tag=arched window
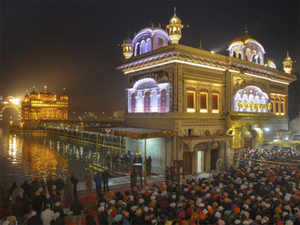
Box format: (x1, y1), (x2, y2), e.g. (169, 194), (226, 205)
(135, 43), (140, 56)
(146, 38), (152, 53)
(160, 89), (167, 112)
(140, 40), (146, 54)
(233, 86), (269, 113)
(130, 93), (136, 113)
(144, 92), (151, 112)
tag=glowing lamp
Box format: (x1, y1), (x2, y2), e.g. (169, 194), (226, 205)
(10, 98), (20, 105)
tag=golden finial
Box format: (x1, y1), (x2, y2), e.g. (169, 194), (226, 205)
(286, 51), (291, 60)
(283, 50), (293, 74)
(167, 7), (183, 44)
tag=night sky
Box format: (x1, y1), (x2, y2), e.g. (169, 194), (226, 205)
(0, 0), (298, 114)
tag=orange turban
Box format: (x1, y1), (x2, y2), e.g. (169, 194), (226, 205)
(245, 199), (251, 205)
(233, 207), (240, 214)
(123, 194), (128, 201)
(181, 220), (188, 225)
(199, 213), (206, 221)
(67, 222), (76, 225)
(149, 201), (156, 208)
(224, 198), (231, 203)
(275, 206), (282, 215)
(212, 202), (218, 208)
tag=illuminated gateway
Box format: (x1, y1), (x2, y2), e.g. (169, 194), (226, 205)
(118, 10), (296, 174)
(22, 86), (69, 121)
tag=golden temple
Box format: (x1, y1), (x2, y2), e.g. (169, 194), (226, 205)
(22, 86), (69, 121)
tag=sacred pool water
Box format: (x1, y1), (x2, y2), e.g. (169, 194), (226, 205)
(0, 128), (96, 185)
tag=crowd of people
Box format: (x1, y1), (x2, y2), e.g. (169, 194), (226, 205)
(92, 162), (300, 225)
(1, 149), (300, 225)
(247, 147), (299, 162)
(0, 173), (86, 225)
(111, 152), (152, 175)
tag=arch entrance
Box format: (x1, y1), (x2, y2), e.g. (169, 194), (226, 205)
(0, 97), (22, 126)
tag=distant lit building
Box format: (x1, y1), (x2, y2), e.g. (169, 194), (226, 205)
(118, 10), (296, 174)
(22, 86), (69, 121)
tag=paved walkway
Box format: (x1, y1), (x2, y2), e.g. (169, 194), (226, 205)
(77, 174), (165, 193)
(77, 172), (212, 193)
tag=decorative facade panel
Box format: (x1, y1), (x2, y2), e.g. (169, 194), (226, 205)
(127, 78), (170, 113)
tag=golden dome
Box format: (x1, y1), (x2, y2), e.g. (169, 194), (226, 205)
(267, 59), (276, 69)
(229, 28), (258, 45)
(285, 51), (292, 61)
(169, 7), (182, 24)
(228, 27), (265, 55)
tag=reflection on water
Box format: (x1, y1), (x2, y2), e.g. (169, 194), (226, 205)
(22, 137), (69, 180)
(8, 135), (17, 164)
(0, 128), (110, 185)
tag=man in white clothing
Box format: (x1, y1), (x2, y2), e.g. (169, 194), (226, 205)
(41, 204), (59, 225)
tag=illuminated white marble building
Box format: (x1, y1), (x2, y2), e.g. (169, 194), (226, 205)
(118, 11), (296, 174)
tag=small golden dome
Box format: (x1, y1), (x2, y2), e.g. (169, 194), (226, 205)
(170, 14), (181, 24)
(123, 38), (132, 45)
(267, 59), (276, 69)
(169, 7), (182, 24)
(229, 28), (258, 46)
(285, 51), (292, 61)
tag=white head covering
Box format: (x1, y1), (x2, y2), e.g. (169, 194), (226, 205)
(255, 215), (262, 221)
(261, 216), (269, 224)
(98, 206), (105, 212)
(215, 211), (221, 218)
(170, 202), (176, 208)
(234, 219), (241, 224)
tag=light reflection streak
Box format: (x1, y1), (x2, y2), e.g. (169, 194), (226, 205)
(8, 135), (17, 164)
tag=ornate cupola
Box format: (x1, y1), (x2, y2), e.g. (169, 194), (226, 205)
(166, 7), (184, 44)
(228, 27), (265, 65)
(60, 88), (69, 102)
(122, 38), (133, 59)
(283, 51), (293, 74)
(42, 85), (48, 93)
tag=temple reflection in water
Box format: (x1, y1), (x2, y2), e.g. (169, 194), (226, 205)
(0, 130), (109, 184)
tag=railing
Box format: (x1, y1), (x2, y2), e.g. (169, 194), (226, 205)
(11, 127), (130, 175)
(46, 128), (126, 152)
